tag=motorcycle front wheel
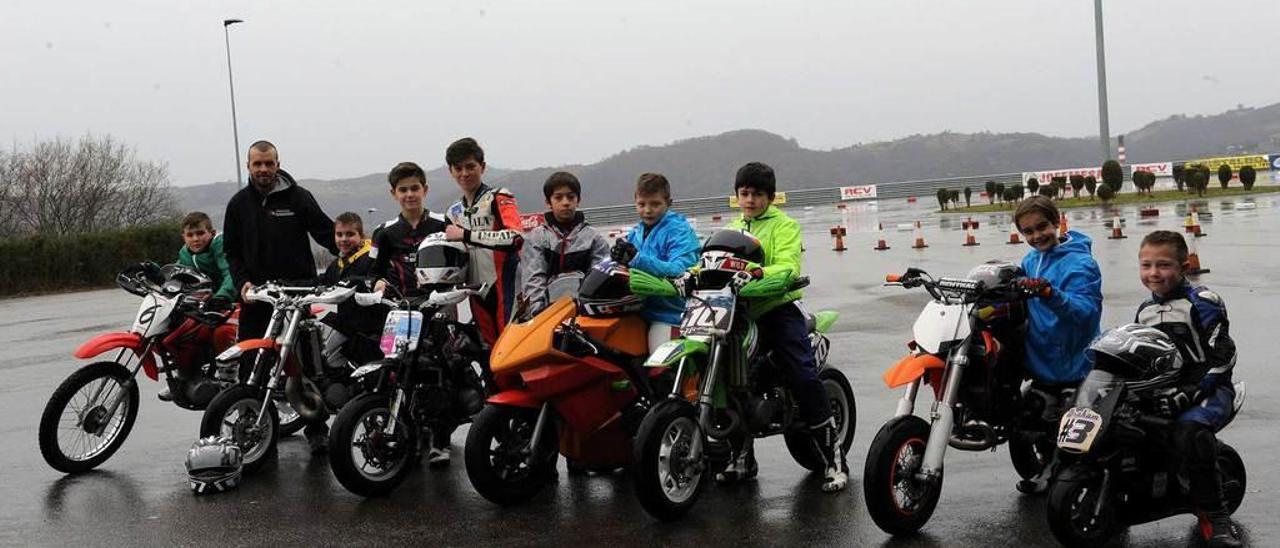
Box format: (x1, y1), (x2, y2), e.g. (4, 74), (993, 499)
(329, 393), (417, 497)
(632, 399), (706, 521)
(465, 404), (559, 505)
(863, 415), (943, 535)
(1046, 466), (1122, 547)
(39, 361), (140, 473)
(200, 384), (279, 474)
(1218, 443), (1247, 514)
(1009, 432), (1055, 481)
(785, 367), (856, 471)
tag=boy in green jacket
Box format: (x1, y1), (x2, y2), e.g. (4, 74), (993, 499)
(177, 212), (236, 306)
(722, 162), (847, 493)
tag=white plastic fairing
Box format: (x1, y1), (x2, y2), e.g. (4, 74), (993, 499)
(911, 301), (971, 354)
(133, 294), (176, 337)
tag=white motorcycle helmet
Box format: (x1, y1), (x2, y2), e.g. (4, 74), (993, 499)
(185, 436), (243, 494)
(416, 234), (468, 287)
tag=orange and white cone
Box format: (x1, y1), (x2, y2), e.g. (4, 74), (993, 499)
(830, 225), (847, 252)
(912, 220), (929, 249)
(962, 223), (980, 246)
(1007, 223), (1023, 245)
(1058, 212), (1069, 237)
(1186, 234), (1210, 275)
(873, 223), (890, 251)
(1107, 214), (1127, 240)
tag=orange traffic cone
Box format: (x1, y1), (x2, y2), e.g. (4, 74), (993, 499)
(1186, 234), (1210, 275)
(1058, 212), (1069, 237)
(968, 217), (980, 230)
(962, 223), (980, 246)
(912, 220), (929, 249)
(830, 225), (847, 252)
(1007, 223), (1023, 245)
(1187, 207), (1206, 237)
(873, 223), (890, 251)
(1107, 214), (1127, 239)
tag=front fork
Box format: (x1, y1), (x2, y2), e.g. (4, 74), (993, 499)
(919, 343), (971, 480)
(256, 310), (301, 427)
(687, 339), (724, 463)
(86, 345), (150, 434)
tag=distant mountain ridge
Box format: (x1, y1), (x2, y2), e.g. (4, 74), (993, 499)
(180, 102), (1280, 225)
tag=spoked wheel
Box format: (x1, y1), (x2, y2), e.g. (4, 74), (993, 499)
(329, 394), (417, 497)
(1218, 443), (1247, 514)
(39, 362), (140, 473)
(864, 415), (943, 535)
(276, 399), (305, 437)
(465, 405), (559, 505)
(785, 368), (857, 471)
(1046, 467), (1121, 547)
(200, 384), (279, 474)
(1009, 432), (1055, 480)
(633, 399), (706, 521)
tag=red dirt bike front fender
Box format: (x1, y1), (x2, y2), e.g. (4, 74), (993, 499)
(74, 332), (159, 381)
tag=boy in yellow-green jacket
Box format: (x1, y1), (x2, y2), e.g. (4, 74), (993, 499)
(721, 161), (847, 493)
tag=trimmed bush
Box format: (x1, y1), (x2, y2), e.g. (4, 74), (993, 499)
(1240, 166), (1257, 190)
(1027, 177), (1040, 195)
(1102, 159), (1123, 193)
(0, 222), (182, 296)
(1218, 164), (1232, 189)
(1097, 183), (1116, 202)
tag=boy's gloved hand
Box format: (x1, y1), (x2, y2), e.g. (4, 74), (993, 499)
(729, 267), (764, 291)
(611, 240), (638, 265)
(1153, 386), (1198, 417)
(671, 271), (695, 298)
(208, 295), (233, 311)
(1018, 278), (1053, 298)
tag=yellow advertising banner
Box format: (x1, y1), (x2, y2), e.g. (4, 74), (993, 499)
(729, 191), (787, 207)
(1185, 154), (1269, 171)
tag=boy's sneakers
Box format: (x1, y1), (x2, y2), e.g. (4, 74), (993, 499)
(715, 440), (757, 483)
(427, 447), (451, 466)
(157, 387), (173, 402)
(810, 417), (848, 493)
(1016, 451), (1061, 495)
(1204, 511), (1243, 548)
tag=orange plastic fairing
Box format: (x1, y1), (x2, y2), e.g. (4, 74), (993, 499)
(882, 353), (946, 388)
(576, 314), (649, 357)
(490, 297), (576, 375)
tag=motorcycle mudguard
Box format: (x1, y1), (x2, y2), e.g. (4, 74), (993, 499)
(215, 338), (279, 363)
(882, 352), (945, 388)
(487, 390), (543, 409)
(74, 332), (160, 381)
(1054, 462), (1103, 483)
(813, 310), (838, 334)
(644, 338), (709, 369)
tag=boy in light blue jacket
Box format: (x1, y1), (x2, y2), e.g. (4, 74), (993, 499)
(609, 173), (701, 351)
(1012, 195), (1103, 493)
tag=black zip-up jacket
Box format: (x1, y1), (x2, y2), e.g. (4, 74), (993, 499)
(223, 169), (337, 291)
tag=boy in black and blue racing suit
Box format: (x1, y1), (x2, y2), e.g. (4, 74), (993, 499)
(1135, 230), (1241, 548)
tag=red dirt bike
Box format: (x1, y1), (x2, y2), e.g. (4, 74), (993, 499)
(38, 263), (239, 473)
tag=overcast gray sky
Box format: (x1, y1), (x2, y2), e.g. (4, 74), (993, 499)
(3, 0), (1277, 186)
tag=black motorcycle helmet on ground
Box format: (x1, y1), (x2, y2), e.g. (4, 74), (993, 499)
(578, 260), (643, 317)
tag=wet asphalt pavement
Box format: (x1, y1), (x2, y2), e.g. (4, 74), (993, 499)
(3, 193), (1279, 547)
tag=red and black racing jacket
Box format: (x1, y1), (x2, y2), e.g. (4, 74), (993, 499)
(446, 184), (522, 342)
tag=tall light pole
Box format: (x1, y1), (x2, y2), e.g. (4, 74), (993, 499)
(1093, 0), (1111, 161)
(223, 19), (245, 187)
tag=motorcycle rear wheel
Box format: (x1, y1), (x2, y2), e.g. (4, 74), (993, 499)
(39, 362), (140, 474)
(1009, 432), (1055, 480)
(200, 384), (279, 474)
(863, 415), (942, 535)
(1046, 467), (1122, 547)
(1219, 443), (1246, 514)
(785, 368), (856, 471)
(465, 405), (559, 505)
(633, 399), (706, 521)
(329, 394), (416, 497)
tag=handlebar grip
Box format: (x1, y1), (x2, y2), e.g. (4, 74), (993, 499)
(789, 276), (810, 291)
(885, 274), (902, 283)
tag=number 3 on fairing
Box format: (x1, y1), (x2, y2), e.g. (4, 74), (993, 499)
(1056, 407), (1103, 454)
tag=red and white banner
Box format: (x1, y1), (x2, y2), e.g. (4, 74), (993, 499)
(839, 184), (878, 201)
(1022, 167), (1102, 185)
(1130, 162), (1174, 177)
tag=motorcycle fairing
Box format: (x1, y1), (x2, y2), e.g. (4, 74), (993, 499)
(912, 301), (972, 354)
(489, 298), (576, 374)
(813, 310), (839, 334)
(74, 332), (160, 380)
(644, 338), (710, 368)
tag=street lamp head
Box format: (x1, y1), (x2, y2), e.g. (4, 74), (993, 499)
(223, 19), (244, 27)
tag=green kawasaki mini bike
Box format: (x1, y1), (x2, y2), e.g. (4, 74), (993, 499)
(628, 229), (855, 521)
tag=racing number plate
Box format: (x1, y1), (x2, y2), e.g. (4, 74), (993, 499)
(680, 292), (735, 336)
(380, 310), (423, 358)
(1057, 407), (1104, 454)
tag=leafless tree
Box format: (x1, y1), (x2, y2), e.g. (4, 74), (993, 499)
(0, 135), (177, 236)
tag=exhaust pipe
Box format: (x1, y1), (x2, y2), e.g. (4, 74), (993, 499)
(285, 376), (328, 423)
(949, 420), (998, 451)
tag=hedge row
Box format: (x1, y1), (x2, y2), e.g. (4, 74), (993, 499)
(0, 223), (182, 296)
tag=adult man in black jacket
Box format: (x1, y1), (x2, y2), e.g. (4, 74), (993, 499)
(222, 140), (337, 452)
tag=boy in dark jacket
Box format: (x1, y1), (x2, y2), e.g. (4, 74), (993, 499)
(520, 172), (609, 316)
(319, 212), (381, 370)
(1135, 230), (1241, 548)
(370, 162), (449, 298)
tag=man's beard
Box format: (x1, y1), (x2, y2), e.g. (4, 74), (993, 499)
(251, 174), (275, 192)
